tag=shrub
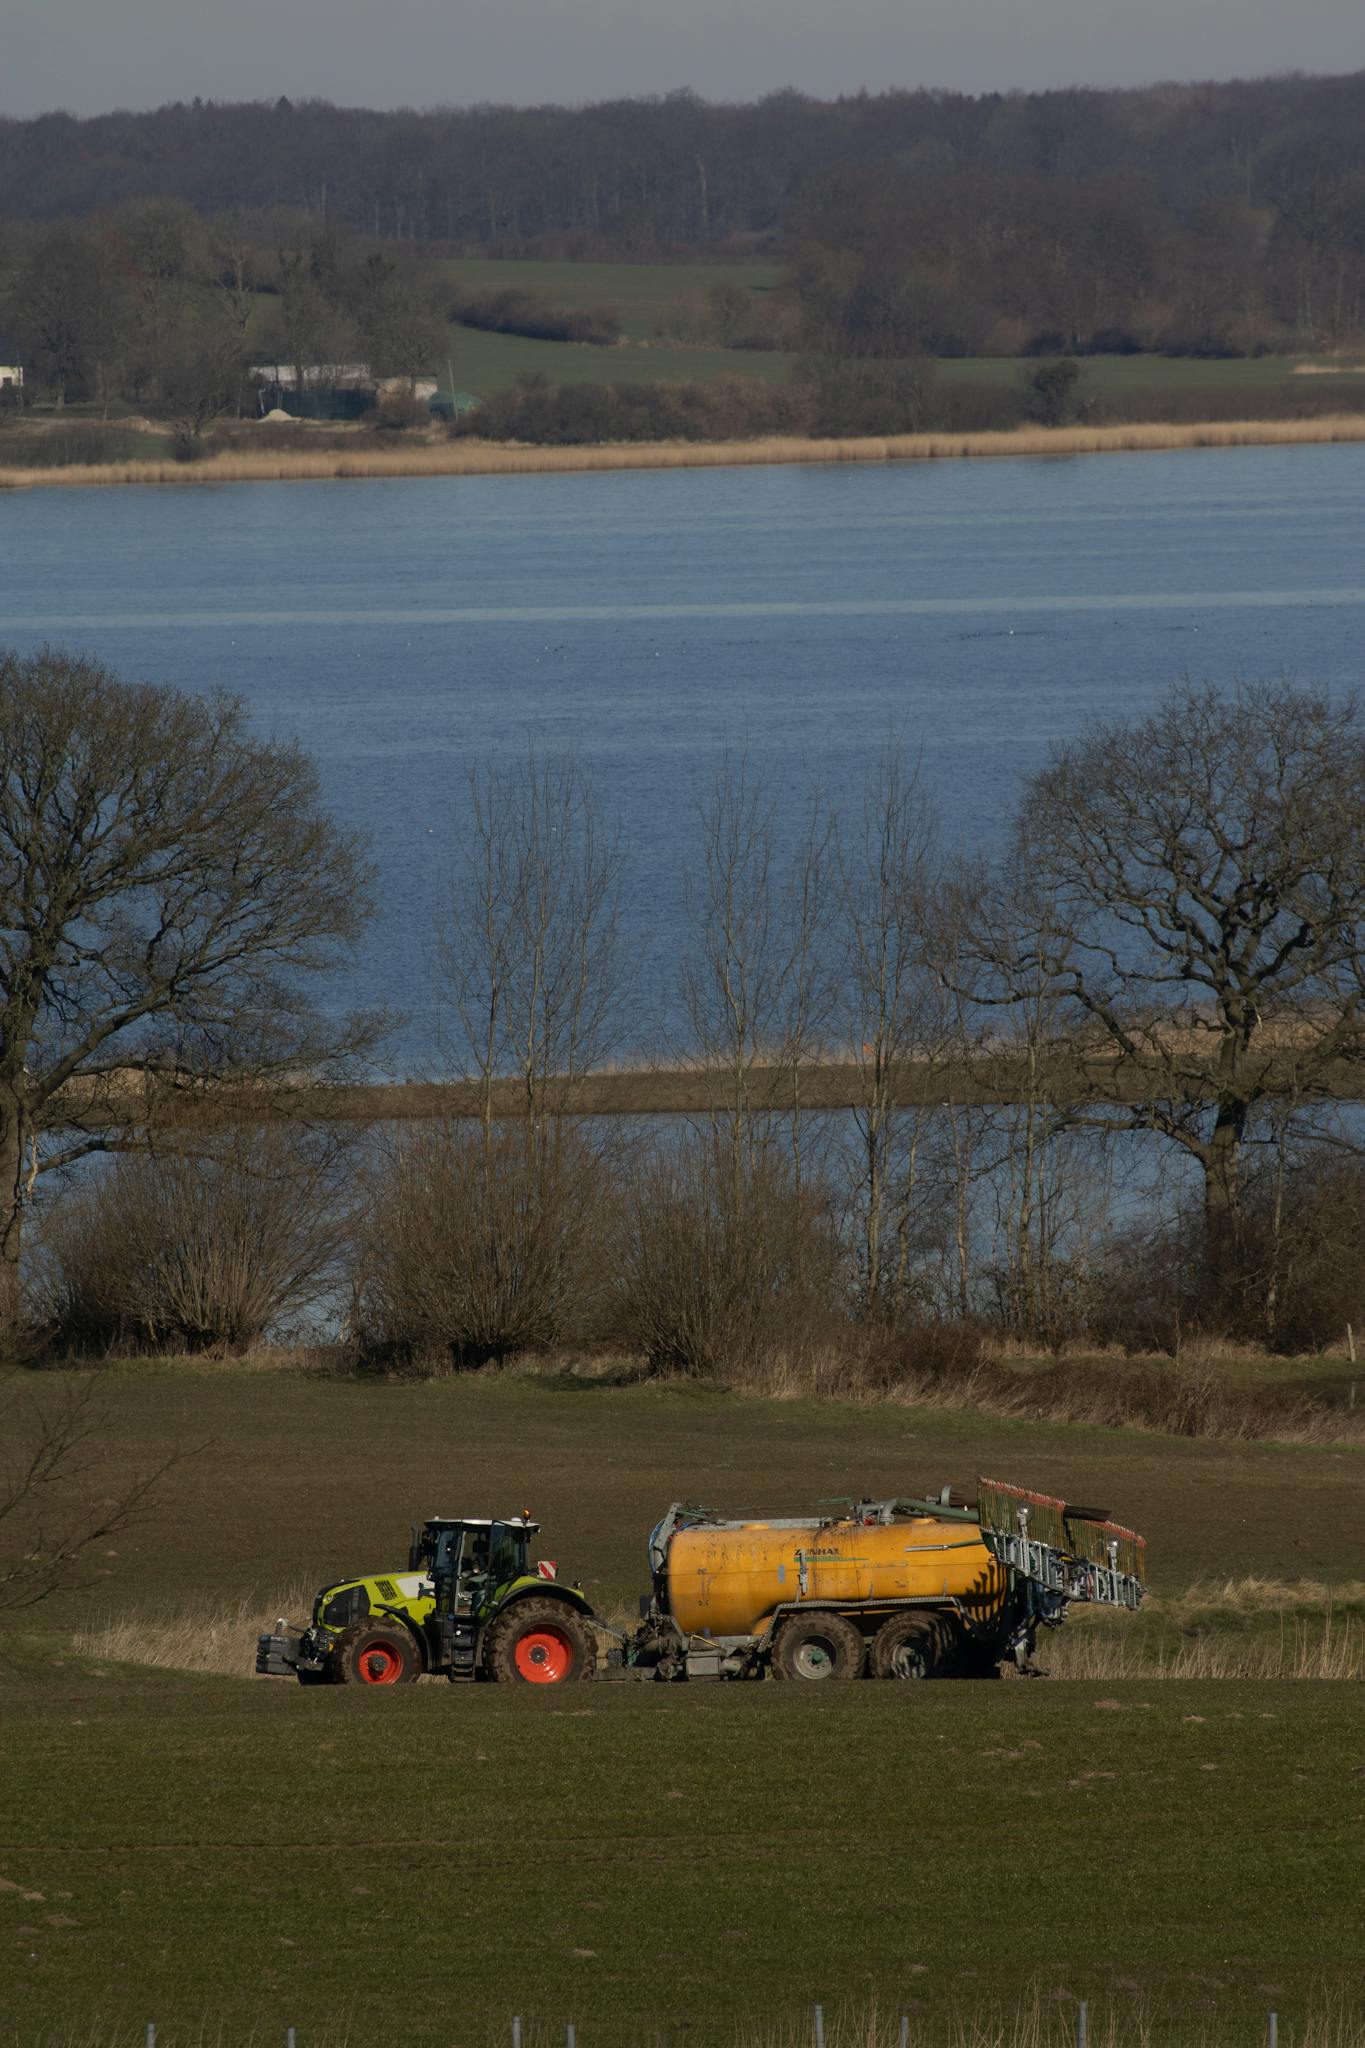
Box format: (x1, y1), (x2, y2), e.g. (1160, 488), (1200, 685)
(348, 1120), (615, 1371)
(373, 388), (430, 432)
(35, 1129), (350, 1353)
(609, 1140), (846, 1382)
(457, 373), (805, 445)
(0, 426), (146, 468)
(1025, 357), (1085, 427)
(806, 357), (937, 437)
(451, 288), (622, 347)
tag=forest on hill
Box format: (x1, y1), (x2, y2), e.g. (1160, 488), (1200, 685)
(1, 73), (1363, 271)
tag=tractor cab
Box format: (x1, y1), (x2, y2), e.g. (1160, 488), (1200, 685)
(416, 1517), (539, 1617)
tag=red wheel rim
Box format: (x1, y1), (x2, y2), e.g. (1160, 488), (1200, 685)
(513, 1625), (574, 1683)
(356, 1639), (404, 1684)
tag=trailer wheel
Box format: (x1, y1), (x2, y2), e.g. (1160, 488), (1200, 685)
(870, 1611), (959, 1680)
(484, 1599), (598, 1685)
(333, 1621), (422, 1686)
(771, 1612), (865, 1681)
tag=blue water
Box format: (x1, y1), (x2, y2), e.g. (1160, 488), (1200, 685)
(2, 443), (1362, 1056)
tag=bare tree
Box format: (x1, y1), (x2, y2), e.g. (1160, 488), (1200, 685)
(1008, 678), (1365, 1292)
(834, 742), (950, 1318)
(439, 749), (623, 1135)
(0, 1372), (186, 1622)
(679, 755), (835, 1193)
(162, 310), (243, 457)
(349, 1119), (616, 1369)
(0, 648), (377, 1344)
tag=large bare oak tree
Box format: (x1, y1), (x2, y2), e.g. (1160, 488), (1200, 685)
(1009, 678), (1365, 1281)
(0, 648), (376, 1341)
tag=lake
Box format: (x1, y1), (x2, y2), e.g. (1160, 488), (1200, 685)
(2, 442), (1362, 1057)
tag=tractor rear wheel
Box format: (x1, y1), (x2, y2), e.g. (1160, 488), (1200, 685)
(484, 1599), (597, 1685)
(333, 1621), (422, 1686)
(870, 1610), (960, 1680)
(771, 1611), (865, 1681)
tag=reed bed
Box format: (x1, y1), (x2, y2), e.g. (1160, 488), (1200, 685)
(4, 414), (1365, 490)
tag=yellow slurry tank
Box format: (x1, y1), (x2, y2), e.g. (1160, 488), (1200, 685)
(665, 1513), (1009, 1640)
(640, 1483), (1147, 1680)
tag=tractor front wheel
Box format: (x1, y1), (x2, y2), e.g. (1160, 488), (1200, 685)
(333, 1621), (422, 1686)
(484, 1599), (597, 1684)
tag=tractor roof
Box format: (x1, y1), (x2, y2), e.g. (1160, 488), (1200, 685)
(423, 1516), (539, 1531)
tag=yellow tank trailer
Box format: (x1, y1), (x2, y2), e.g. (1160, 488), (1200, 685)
(631, 1480), (1146, 1680)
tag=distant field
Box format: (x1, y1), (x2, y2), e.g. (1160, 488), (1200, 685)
(434, 254), (787, 340)
(5, 1367), (1364, 2043)
(234, 256), (1364, 403)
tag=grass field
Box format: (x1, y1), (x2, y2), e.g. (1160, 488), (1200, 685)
(435, 256), (788, 341)
(5, 1366), (1365, 2045)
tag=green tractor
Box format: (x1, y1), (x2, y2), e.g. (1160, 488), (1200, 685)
(256, 1515), (598, 1686)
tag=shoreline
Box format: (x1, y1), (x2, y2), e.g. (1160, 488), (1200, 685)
(2, 412), (1364, 489)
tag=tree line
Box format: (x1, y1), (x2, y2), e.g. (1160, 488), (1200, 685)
(0, 201), (449, 433)
(3, 650), (1365, 1375)
(2, 74), (1365, 348)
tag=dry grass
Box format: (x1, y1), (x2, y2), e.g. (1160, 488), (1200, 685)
(3, 415), (1365, 490)
(75, 1585), (311, 1678)
(23, 1994), (1365, 2048)
(1037, 1577), (1365, 1680)
(720, 1347), (1365, 1448)
(741, 1991), (1365, 2048)
(74, 1575), (1365, 1685)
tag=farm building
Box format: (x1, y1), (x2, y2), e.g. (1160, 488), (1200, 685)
(250, 362), (438, 419)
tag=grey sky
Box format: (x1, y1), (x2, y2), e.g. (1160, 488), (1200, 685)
(3, 0), (1362, 119)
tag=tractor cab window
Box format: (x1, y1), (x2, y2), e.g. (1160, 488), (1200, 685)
(489, 1522), (529, 1586)
(459, 1526), (492, 1581)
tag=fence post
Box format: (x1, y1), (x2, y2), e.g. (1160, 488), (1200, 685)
(1268, 2014), (1278, 2048)
(147, 2027), (157, 2048)
(1076, 2002), (1088, 2048)
(814, 2006), (825, 2048)
(567, 2024), (577, 2048)
(287, 2030), (297, 2048)
(899, 2015), (909, 2048)
(513, 2022), (523, 2048)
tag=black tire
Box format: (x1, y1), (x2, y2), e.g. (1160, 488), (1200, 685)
(870, 1610), (961, 1681)
(770, 1611), (865, 1682)
(483, 1598), (598, 1685)
(332, 1620), (423, 1687)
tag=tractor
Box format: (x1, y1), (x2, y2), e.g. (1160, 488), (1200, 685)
(256, 1514), (598, 1686)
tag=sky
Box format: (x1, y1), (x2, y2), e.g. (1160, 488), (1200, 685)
(2, 0), (1362, 118)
